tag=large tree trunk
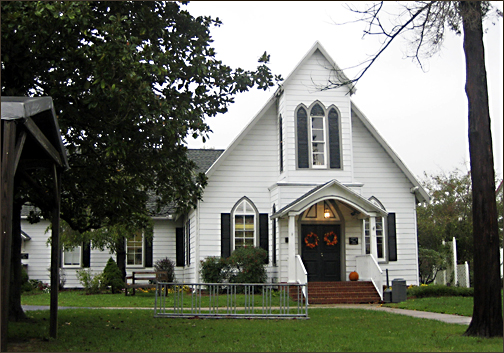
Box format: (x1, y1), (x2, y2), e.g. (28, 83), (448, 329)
(116, 237), (126, 282)
(461, 1), (503, 338)
(9, 201), (27, 321)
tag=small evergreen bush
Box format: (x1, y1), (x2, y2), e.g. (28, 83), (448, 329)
(407, 284), (474, 298)
(154, 257), (175, 283)
(102, 257), (125, 294)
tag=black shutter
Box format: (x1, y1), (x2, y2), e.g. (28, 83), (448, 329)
(259, 213), (269, 264)
(82, 243), (91, 268)
(297, 107), (309, 168)
(144, 235), (153, 268)
(59, 250), (62, 268)
(387, 213), (397, 262)
(176, 227), (184, 267)
(186, 220), (191, 265)
(328, 108), (341, 169)
(221, 213), (231, 258)
(272, 205), (277, 266)
(279, 115), (284, 173)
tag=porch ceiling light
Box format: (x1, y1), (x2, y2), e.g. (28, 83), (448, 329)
(324, 206), (331, 218)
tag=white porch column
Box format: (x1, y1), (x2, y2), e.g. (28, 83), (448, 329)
(370, 216), (378, 260)
(288, 214), (296, 283)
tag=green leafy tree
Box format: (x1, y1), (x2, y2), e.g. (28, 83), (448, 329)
(1, 0), (281, 325)
(417, 169), (473, 263)
(328, 1), (502, 337)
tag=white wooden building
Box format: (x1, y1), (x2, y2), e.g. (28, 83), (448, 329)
(21, 42), (429, 297)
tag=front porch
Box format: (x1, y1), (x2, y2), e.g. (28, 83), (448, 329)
(272, 180), (391, 303)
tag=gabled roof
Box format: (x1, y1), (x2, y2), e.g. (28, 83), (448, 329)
(207, 41), (352, 177)
(205, 41), (429, 203)
(187, 149), (225, 174)
(148, 148), (224, 218)
(22, 149), (224, 219)
(272, 179), (388, 219)
(280, 41), (356, 95)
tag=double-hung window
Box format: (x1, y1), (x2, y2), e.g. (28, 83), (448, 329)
(296, 102), (341, 169)
(363, 218), (385, 261)
(126, 231), (144, 267)
(310, 104), (326, 167)
(63, 246), (81, 267)
(233, 199), (257, 250)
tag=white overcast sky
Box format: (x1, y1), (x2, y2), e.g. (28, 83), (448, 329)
(185, 1), (503, 180)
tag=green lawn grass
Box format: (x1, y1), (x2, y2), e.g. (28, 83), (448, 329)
(7, 308), (502, 352)
(384, 290), (504, 318)
(21, 289), (299, 309)
(384, 296), (474, 317)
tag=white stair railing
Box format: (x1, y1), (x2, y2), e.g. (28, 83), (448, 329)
(295, 255), (308, 300)
(355, 254), (383, 301)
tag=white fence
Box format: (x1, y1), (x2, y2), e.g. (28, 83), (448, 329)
(434, 237), (471, 287)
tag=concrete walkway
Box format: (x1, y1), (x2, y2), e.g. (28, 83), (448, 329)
(309, 304), (472, 325)
(22, 304), (471, 325)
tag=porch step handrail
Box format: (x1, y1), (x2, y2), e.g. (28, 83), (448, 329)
(355, 254), (383, 300)
(295, 255), (308, 300)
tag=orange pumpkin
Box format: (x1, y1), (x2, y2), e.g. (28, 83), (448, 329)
(349, 271), (359, 281)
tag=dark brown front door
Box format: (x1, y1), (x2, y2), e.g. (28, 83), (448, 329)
(301, 224), (341, 282)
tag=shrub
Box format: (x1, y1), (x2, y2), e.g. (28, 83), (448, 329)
(154, 257), (176, 283)
(200, 256), (231, 284)
(19, 266), (32, 293)
(76, 268), (105, 294)
(228, 247), (267, 284)
(46, 267), (66, 290)
(407, 284), (474, 298)
(102, 257), (125, 294)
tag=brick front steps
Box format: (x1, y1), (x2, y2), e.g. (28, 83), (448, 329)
(301, 281), (381, 304)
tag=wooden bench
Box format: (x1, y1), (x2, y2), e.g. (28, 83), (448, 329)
(125, 271), (169, 296)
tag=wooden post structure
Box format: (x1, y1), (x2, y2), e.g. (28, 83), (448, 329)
(2, 97), (69, 349)
(49, 165), (62, 339)
(1, 121), (17, 352)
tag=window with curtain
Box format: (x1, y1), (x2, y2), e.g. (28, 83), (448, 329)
(63, 246), (81, 267)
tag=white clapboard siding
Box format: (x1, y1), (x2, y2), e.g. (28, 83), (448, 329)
(351, 114), (419, 284)
(281, 49), (353, 184)
(196, 106), (278, 277)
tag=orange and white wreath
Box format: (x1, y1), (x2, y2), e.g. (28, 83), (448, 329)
(304, 232), (319, 248)
(324, 231), (338, 246)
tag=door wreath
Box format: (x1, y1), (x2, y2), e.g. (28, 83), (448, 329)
(304, 232), (319, 248)
(324, 231), (338, 246)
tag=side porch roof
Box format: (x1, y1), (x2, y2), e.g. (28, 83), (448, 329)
(271, 179), (388, 219)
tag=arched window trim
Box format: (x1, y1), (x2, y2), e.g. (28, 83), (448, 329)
(295, 101), (343, 170)
(368, 196), (386, 211)
(231, 197), (259, 250)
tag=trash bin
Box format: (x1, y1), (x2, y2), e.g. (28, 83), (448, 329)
(383, 288), (392, 303)
(392, 278), (407, 303)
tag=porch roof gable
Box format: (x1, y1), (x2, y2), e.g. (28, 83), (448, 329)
(271, 179), (388, 219)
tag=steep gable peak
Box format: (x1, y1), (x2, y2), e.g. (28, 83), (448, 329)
(280, 41), (356, 96)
